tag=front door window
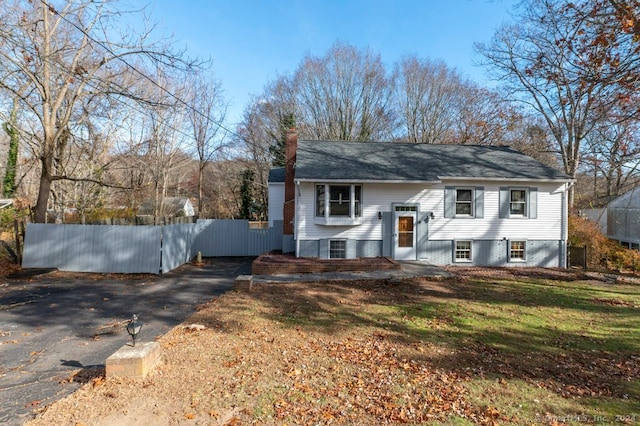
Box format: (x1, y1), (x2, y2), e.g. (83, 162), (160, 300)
(398, 216), (414, 248)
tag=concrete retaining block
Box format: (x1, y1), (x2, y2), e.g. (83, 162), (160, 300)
(234, 275), (254, 291)
(106, 341), (161, 379)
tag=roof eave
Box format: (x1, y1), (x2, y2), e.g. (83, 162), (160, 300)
(295, 178), (441, 184)
(438, 176), (575, 183)
(295, 177), (574, 184)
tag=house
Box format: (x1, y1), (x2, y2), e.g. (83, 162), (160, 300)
(138, 197), (195, 217)
(267, 167), (285, 227)
(603, 187), (640, 249)
(270, 130), (573, 267)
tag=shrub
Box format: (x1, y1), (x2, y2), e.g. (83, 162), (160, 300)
(0, 199), (30, 233)
(569, 214), (640, 271)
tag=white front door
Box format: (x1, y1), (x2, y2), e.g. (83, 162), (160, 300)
(394, 208), (417, 260)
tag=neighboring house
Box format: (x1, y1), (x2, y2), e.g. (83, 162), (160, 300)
(604, 188), (640, 249)
(267, 167), (285, 227)
(272, 130), (573, 267)
(138, 197), (195, 217)
(579, 208), (607, 234)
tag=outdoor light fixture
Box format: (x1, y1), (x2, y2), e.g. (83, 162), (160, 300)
(429, 212), (435, 220)
(126, 314), (143, 347)
(377, 211), (382, 220)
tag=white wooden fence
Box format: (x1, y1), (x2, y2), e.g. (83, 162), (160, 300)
(22, 219), (283, 274)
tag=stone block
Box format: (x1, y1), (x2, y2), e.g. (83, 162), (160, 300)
(234, 275), (253, 291)
(106, 341), (161, 379)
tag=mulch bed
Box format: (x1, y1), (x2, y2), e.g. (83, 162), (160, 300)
(252, 252), (401, 275)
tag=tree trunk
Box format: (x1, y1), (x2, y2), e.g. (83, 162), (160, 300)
(33, 156), (53, 223)
(198, 165), (204, 216)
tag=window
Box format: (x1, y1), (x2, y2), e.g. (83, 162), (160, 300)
(455, 240), (472, 262)
(444, 186), (483, 219)
(316, 184), (362, 218)
(395, 206), (417, 212)
(510, 189), (527, 216)
(329, 240), (346, 259)
(499, 187), (537, 219)
(455, 189), (473, 216)
(510, 240), (526, 261)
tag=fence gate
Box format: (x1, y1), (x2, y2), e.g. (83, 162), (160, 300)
(567, 245), (587, 270)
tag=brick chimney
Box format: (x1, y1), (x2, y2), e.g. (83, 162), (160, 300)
(283, 128), (297, 236)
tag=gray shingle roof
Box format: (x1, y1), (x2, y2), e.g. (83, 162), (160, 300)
(294, 140), (570, 181)
(268, 167), (285, 183)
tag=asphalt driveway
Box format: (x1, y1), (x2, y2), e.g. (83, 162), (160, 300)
(0, 258), (252, 425)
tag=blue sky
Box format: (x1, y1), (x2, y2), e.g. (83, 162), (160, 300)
(147, 0), (518, 127)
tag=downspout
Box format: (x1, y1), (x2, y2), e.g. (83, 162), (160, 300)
(562, 181), (575, 268)
(295, 181), (300, 258)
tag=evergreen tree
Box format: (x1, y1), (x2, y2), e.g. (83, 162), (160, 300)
(269, 113), (296, 167)
(3, 103), (19, 198)
(239, 168), (256, 219)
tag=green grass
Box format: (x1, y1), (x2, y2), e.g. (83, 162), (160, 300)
(387, 278), (640, 354)
(390, 277), (640, 422)
(266, 276), (640, 422)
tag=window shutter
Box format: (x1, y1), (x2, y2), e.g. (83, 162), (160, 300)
(529, 187), (538, 219)
(475, 187), (484, 219)
(382, 212), (392, 257)
(444, 187), (455, 218)
(319, 239), (329, 259)
(499, 187), (509, 218)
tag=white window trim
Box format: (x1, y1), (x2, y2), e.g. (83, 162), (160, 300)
(509, 240), (527, 262)
(328, 239), (347, 259)
(455, 188), (475, 218)
(315, 183), (363, 226)
(454, 240), (473, 263)
(509, 188), (528, 218)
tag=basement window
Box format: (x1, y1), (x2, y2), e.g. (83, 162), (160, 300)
(454, 240), (472, 262)
(329, 240), (347, 259)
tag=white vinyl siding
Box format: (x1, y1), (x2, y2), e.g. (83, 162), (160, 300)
(267, 183), (284, 227)
(295, 181), (565, 242)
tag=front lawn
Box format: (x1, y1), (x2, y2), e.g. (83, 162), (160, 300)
(29, 270), (640, 425)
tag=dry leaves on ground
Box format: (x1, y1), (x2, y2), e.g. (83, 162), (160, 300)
(27, 272), (639, 425)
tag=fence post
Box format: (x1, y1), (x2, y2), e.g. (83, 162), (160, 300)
(13, 219), (22, 265)
(583, 245), (587, 271)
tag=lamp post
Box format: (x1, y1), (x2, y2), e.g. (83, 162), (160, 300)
(126, 314), (143, 347)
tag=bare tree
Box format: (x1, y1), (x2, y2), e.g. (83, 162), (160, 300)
(476, 0), (640, 205)
(0, 0), (198, 222)
(185, 72), (227, 216)
(293, 42), (396, 141)
(235, 95), (283, 220)
(453, 85), (522, 146)
(393, 56), (461, 143)
(583, 116), (640, 199)
(140, 75), (191, 219)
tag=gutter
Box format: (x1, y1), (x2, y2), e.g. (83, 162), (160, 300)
(294, 177), (575, 184)
(294, 179), (440, 184)
(438, 176), (575, 183)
